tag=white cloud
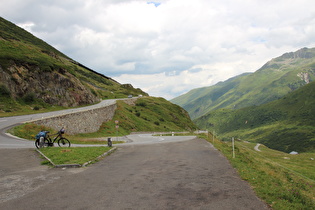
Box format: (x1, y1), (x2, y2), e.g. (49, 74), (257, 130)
(113, 60), (262, 100)
(1, 0), (315, 99)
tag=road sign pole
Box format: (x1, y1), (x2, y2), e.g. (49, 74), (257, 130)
(232, 137), (235, 158)
(115, 120), (119, 141)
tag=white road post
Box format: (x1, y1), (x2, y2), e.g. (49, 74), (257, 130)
(115, 120), (119, 141)
(232, 137), (235, 158)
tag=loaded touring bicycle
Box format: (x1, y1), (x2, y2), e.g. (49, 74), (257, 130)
(35, 127), (70, 149)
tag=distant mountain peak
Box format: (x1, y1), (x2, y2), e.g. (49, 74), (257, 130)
(259, 47), (315, 71)
(279, 47), (315, 60)
(171, 47), (315, 119)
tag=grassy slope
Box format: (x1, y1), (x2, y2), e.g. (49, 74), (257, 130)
(171, 48), (315, 120)
(73, 97), (198, 140)
(171, 73), (251, 119)
(112, 97), (197, 132)
(0, 17), (147, 115)
(9, 97), (198, 142)
(195, 80), (315, 153)
(200, 133), (315, 210)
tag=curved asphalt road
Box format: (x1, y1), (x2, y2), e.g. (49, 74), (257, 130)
(0, 99), (116, 148)
(0, 100), (269, 209)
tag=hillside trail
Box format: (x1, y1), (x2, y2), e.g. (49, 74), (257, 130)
(0, 138), (269, 210)
(254, 143), (261, 151)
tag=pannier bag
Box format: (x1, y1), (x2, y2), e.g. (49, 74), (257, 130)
(35, 131), (47, 140)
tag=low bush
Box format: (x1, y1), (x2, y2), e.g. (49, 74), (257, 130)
(0, 84), (11, 97)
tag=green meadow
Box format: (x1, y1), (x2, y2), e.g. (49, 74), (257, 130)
(200, 133), (315, 210)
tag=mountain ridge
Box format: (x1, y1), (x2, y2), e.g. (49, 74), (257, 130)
(171, 47), (315, 120)
(194, 80), (315, 152)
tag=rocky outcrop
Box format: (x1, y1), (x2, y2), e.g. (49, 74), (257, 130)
(0, 63), (100, 106)
(297, 72), (311, 84)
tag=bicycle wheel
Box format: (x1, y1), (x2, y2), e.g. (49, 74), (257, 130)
(35, 137), (49, 149)
(58, 138), (71, 147)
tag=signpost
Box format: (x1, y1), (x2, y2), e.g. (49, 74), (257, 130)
(232, 137), (235, 158)
(115, 120), (119, 141)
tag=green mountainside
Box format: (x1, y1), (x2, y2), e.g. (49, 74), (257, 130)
(171, 47), (315, 120)
(11, 96), (198, 141)
(106, 97), (198, 134)
(195, 80), (315, 153)
(0, 17), (147, 114)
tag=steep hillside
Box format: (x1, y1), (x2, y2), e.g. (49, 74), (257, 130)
(171, 47), (315, 119)
(171, 73), (251, 119)
(11, 96), (198, 141)
(195, 81), (315, 153)
(0, 17), (147, 113)
(104, 97), (198, 134)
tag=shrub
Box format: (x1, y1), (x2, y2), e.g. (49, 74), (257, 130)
(23, 93), (36, 104)
(136, 102), (146, 107)
(0, 84), (11, 97)
(90, 88), (97, 96)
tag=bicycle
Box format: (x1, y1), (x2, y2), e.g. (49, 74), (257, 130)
(35, 128), (71, 149)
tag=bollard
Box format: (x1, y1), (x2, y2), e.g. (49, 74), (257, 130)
(107, 137), (112, 147)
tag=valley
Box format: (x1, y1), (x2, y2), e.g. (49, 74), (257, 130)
(172, 47), (315, 153)
(1, 15), (315, 209)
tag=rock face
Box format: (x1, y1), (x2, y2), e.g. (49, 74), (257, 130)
(297, 72), (311, 84)
(0, 16), (149, 111)
(0, 63), (100, 107)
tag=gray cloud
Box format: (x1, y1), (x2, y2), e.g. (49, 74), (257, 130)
(1, 0), (315, 99)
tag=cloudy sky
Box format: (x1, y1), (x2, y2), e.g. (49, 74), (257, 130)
(1, 0), (315, 99)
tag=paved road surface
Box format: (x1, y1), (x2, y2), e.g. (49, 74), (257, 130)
(0, 138), (269, 210)
(0, 100), (116, 148)
(0, 100), (269, 209)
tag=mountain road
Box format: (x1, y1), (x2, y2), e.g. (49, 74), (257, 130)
(0, 138), (269, 209)
(0, 99), (269, 209)
(0, 99), (116, 148)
